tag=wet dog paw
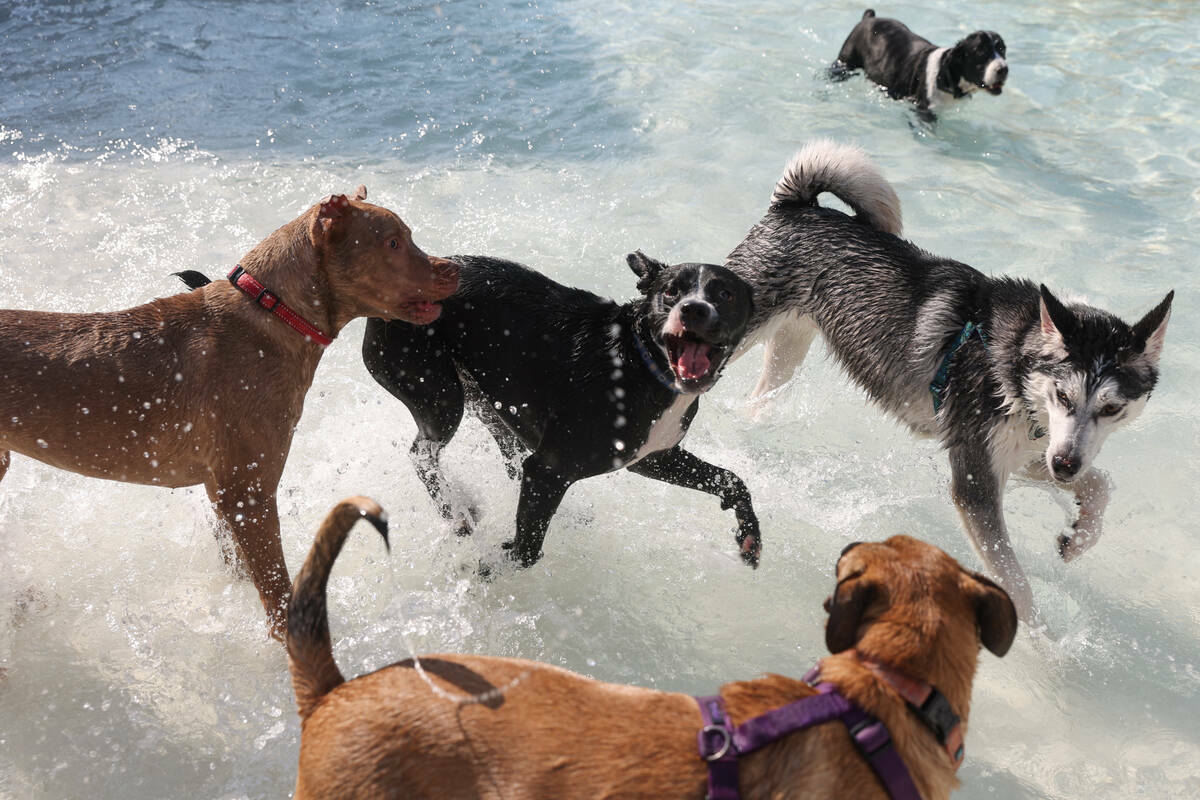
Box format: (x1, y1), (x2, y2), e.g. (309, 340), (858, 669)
(738, 534), (761, 568)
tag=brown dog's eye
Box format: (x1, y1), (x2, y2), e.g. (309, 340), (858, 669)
(387, 238), (399, 249)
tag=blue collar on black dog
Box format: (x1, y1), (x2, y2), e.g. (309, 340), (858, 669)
(631, 326), (681, 394)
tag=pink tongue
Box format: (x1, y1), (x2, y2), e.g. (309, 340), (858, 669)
(675, 341), (712, 380)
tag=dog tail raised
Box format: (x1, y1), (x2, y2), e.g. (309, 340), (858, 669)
(287, 496), (389, 721)
(771, 140), (902, 236)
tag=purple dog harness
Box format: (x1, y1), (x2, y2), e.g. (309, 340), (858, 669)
(694, 661), (963, 800)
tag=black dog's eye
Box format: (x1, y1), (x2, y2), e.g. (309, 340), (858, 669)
(663, 286), (679, 300)
(1098, 403), (1122, 417)
(1055, 389), (1073, 410)
(718, 288), (733, 302)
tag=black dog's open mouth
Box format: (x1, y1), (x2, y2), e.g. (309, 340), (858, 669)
(985, 84), (1003, 95)
(663, 331), (725, 387)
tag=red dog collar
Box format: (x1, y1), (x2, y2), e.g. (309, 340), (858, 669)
(227, 265), (333, 347)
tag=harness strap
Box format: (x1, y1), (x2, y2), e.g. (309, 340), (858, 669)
(928, 320), (1046, 441)
(227, 265), (333, 347)
(695, 695), (739, 800)
(929, 320), (985, 412)
(694, 686), (923, 800)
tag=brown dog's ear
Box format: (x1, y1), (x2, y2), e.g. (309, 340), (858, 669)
(313, 193), (352, 237)
(969, 572), (1018, 657)
(353, 185), (368, 202)
(824, 575), (877, 654)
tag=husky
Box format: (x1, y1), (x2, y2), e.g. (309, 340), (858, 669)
(724, 141), (1173, 621)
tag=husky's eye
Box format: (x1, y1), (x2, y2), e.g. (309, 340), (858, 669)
(1098, 403), (1122, 417)
(1055, 389), (1073, 410)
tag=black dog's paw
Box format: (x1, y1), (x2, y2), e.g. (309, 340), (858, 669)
(738, 534), (761, 569)
(501, 539), (542, 568)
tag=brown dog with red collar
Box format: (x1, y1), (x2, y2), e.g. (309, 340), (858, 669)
(288, 498), (1017, 799)
(0, 189), (458, 639)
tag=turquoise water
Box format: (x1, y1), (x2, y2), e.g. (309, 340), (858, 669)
(1, 1), (1197, 797)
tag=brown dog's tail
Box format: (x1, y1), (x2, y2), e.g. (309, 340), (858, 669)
(287, 496), (389, 721)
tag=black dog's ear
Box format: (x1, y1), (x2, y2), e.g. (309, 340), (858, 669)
(173, 270), (212, 290)
(824, 574), (878, 654)
(626, 250), (669, 294)
(968, 571), (1018, 657)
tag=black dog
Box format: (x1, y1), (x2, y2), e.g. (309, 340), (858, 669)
(361, 252), (762, 569)
(833, 9), (1007, 116)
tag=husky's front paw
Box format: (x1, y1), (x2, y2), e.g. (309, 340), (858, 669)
(1058, 514), (1101, 563)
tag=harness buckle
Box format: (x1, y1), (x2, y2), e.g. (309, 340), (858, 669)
(699, 724), (733, 761)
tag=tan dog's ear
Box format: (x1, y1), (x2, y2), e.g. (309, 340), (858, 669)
(353, 185), (368, 201)
(824, 575), (878, 654)
(969, 572), (1018, 656)
(313, 193), (352, 238)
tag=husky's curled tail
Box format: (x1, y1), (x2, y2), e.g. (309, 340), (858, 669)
(287, 496), (389, 721)
(770, 140), (903, 236)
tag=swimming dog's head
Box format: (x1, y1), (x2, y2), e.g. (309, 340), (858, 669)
(627, 251), (753, 394)
(946, 30), (1008, 96)
(1024, 285), (1173, 483)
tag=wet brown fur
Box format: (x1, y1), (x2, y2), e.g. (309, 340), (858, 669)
(0, 189), (459, 638)
(288, 512), (1018, 800)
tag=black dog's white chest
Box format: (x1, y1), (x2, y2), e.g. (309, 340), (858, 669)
(620, 394), (694, 467)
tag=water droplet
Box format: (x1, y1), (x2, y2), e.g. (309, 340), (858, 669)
(613, 439), (625, 451)
(36, 438), (48, 448)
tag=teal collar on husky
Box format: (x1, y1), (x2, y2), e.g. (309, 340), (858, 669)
(930, 321), (1046, 440)
(930, 321), (987, 412)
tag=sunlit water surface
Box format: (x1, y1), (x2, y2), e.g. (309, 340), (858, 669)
(1, 1), (1198, 797)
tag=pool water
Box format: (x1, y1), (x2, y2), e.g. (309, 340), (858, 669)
(1, 1), (1197, 797)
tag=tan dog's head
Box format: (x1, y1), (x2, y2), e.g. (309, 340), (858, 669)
(823, 536), (1018, 669)
(309, 185), (459, 326)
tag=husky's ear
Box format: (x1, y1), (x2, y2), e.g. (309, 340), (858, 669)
(967, 571), (1018, 657)
(627, 250), (669, 294)
(1039, 285), (1076, 345)
(1131, 290), (1173, 364)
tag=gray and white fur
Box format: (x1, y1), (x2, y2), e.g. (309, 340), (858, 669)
(725, 140), (1173, 622)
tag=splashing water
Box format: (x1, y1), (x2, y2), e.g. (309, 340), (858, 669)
(1, 1), (1198, 798)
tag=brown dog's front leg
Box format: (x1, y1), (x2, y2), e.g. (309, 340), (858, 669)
(206, 477), (291, 641)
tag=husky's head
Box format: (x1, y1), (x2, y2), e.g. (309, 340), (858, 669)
(1025, 285), (1173, 483)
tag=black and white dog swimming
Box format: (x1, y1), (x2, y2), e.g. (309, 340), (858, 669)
(360, 253), (761, 569)
(724, 141), (1172, 621)
(832, 9), (1008, 116)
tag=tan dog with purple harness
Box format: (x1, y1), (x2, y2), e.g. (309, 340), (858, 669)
(287, 498), (1017, 799)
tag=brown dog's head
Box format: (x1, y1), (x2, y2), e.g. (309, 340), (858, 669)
(309, 185), (460, 326)
(822, 536), (1018, 671)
